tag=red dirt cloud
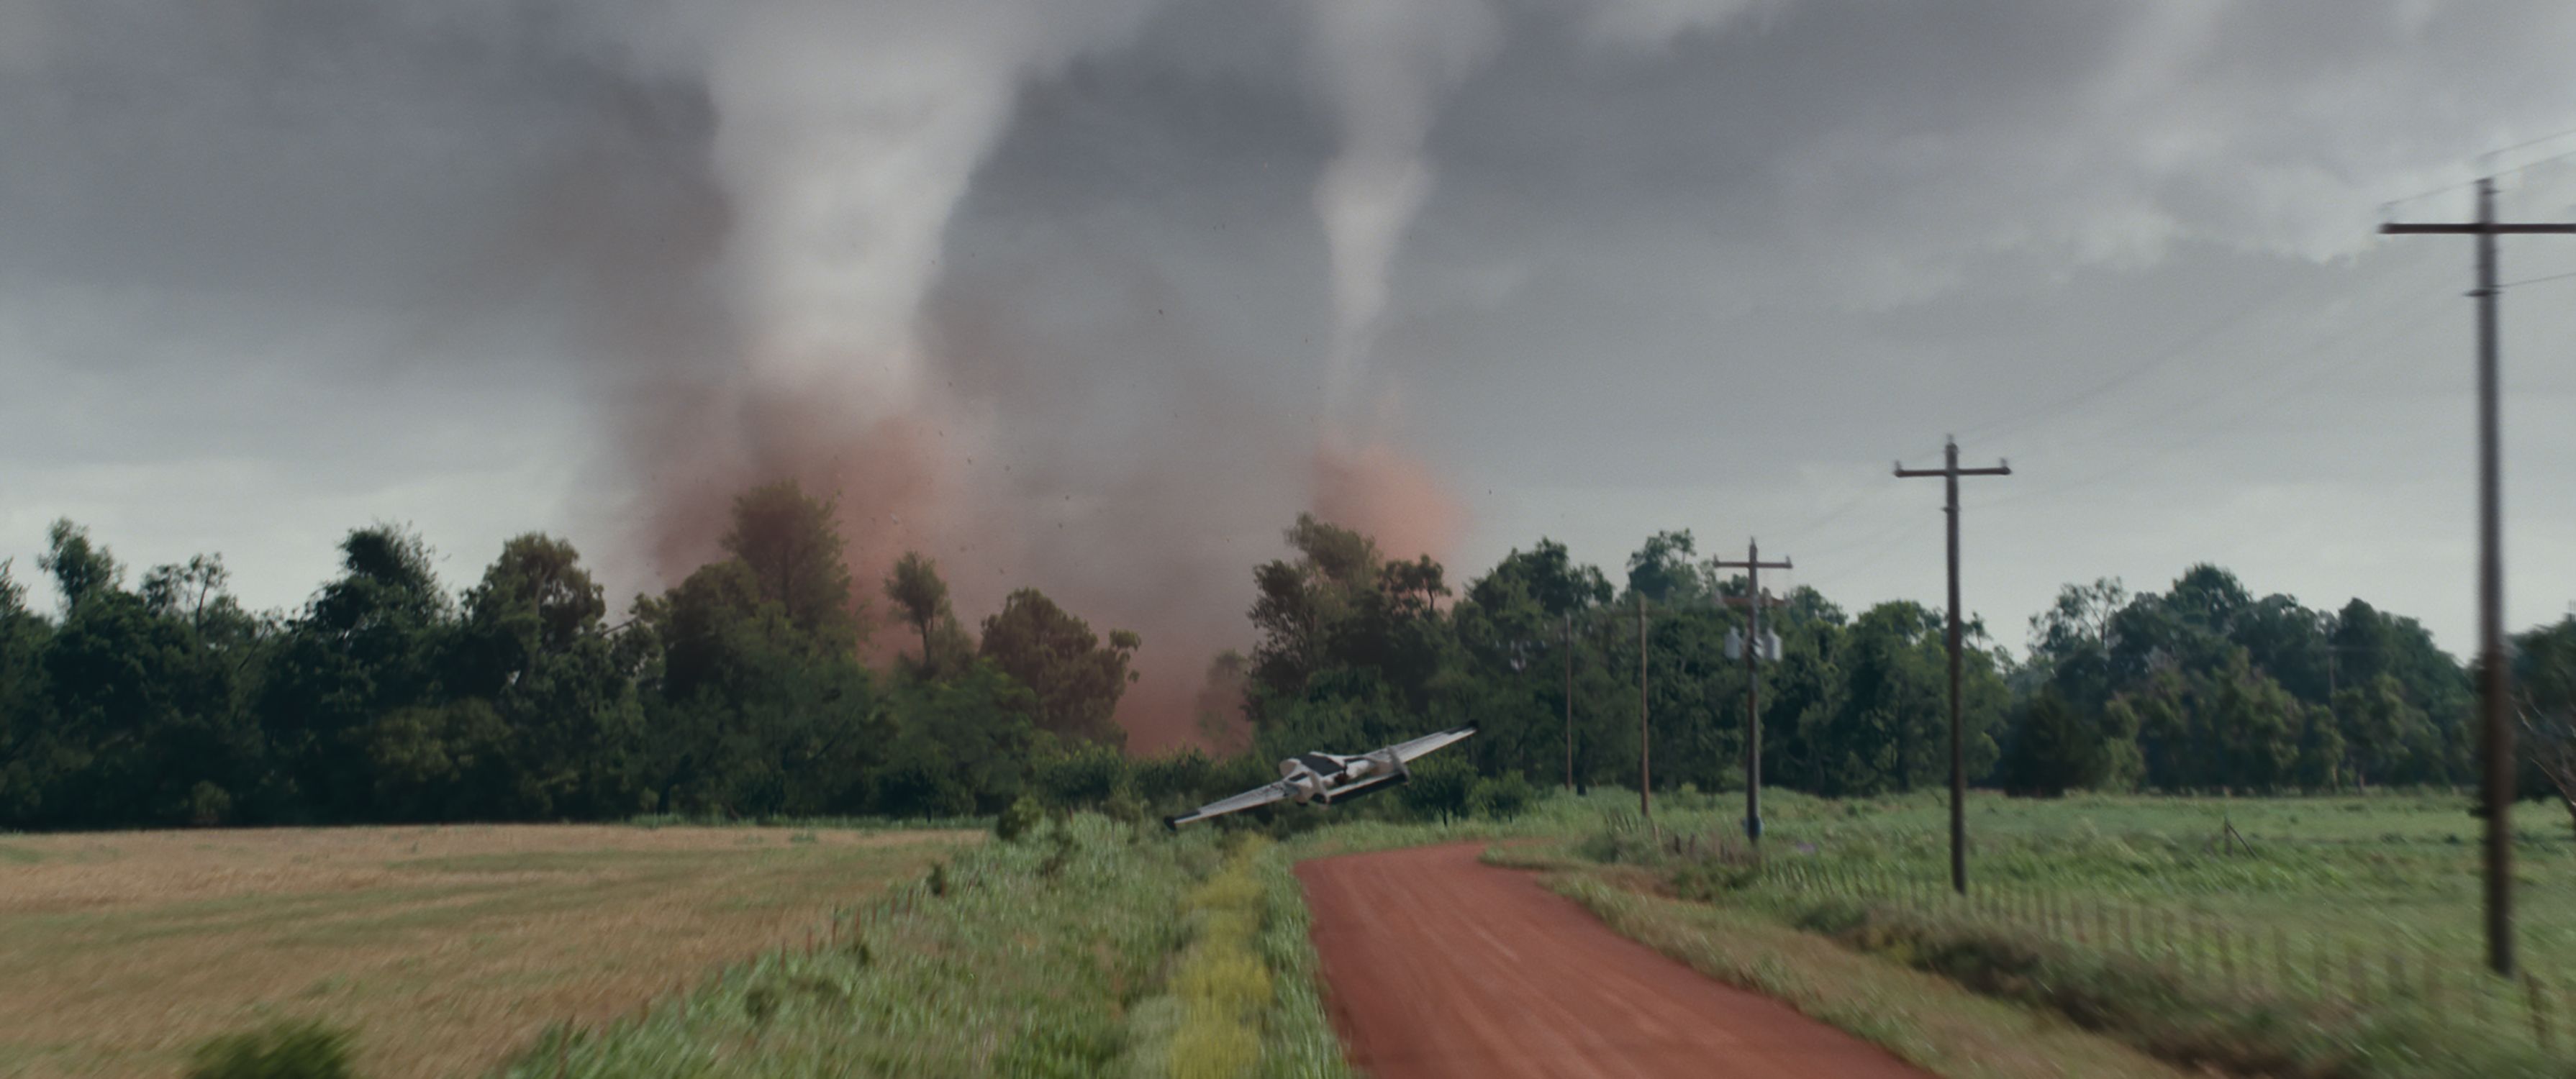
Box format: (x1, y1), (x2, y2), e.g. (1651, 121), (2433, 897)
(1310, 439), (1466, 565)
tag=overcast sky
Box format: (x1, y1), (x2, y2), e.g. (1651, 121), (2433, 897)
(8, 0), (2576, 668)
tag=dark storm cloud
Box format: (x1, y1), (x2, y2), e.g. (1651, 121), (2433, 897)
(6, 0), (2576, 659)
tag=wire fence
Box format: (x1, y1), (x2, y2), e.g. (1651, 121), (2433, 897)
(1611, 816), (2571, 1062)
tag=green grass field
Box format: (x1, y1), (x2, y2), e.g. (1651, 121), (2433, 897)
(1630, 787), (2576, 983)
(1539, 786), (2576, 1076)
(496, 814), (1353, 1079)
(12, 790), (2571, 1078)
(0, 825), (971, 1078)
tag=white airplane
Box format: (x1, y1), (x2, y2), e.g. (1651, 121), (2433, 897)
(1164, 723), (1477, 829)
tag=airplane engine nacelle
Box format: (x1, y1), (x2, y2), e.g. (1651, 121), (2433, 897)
(1284, 771), (1324, 803)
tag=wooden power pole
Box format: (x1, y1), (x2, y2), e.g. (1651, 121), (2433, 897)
(1898, 437), (2010, 895)
(1714, 539), (1792, 846)
(2381, 176), (2576, 978)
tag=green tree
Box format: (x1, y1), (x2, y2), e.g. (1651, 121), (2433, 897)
(1623, 529), (1700, 605)
(0, 560), (55, 824)
(1248, 514), (1384, 704)
(258, 525), (454, 819)
(2028, 578), (2126, 710)
(644, 557), (887, 817)
(446, 534), (645, 818)
(1397, 754), (1475, 823)
(722, 481), (862, 652)
(884, 659), (1040, 814)
(979, 588), (1138, 747)
(2332, 673), (2430, 790)
(1996, 688), (2136, 796)
(884, 552), (951, 670)
(37, 519), (122, 615)
(40, 559), (263, 826)
(884, 552), (973, 681)
(2513, 618), (2576, 840)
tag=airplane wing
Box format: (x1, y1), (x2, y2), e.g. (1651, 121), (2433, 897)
(1164, 780), (1296, 829)
(1387, 722), (1477, 763)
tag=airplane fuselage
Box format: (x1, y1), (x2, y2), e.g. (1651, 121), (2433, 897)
(1279, 750), (1403, 804)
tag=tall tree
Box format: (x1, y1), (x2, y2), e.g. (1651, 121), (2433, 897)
(1248, 514), (1384, 704)
(445, 534), (643, 818)
(2514, 619), (2576, 840)
(979, 588), (1138, 748)
(0, 560), (57, 823)
(259, 525), (455, 818)
(885, 552), (964, 678)
(37, 519), (122, 615)
(722, 481), (862, 652)
(1623, 529), (1700, 605)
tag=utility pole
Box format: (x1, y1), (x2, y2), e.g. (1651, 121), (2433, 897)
(2381, 177), (2576, 978)
(1897, 437), (2010, 896)
(1715, 539), (1792, 847)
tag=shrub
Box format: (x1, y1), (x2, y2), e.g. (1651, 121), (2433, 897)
(186, 1019), (357, 1079)
(1034, 743), (1130, 809)
(1467, 770), (1537, 820)
(996, 796), (1043, 842)
(1133, 748), (1215, 804)
(871, 753), (974, 818)
(1397, 756), (1475, 823)
(188, 782), (234, 828)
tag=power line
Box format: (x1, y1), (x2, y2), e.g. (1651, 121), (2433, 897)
(2503, 268), (2576, 288)
(1777, 443), (1948, 542)
(2382, 122), (2576, 209)
(1967, 255), (2457, 506)
(1967, 283), (2454, 512)
(1949, 273), (2313, 444)
(2485, 122), (2576, 160)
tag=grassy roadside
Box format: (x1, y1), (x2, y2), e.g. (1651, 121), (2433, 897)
(1533, 868), (2203, 1079)
(481, 814), (1351, 1079)
(1548, 789), (2576, 1079)
(1121, 836), (1360, 1079)
(1770, 895), (2562, 1078)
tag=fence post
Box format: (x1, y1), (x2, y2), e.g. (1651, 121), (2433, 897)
(2277, 927), (2298, 999)
(2528, 974), (2556, 1055)
(2421, 938), (2441, 1009)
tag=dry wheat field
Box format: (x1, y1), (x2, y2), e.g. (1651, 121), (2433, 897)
(0, 824), (975, 1078)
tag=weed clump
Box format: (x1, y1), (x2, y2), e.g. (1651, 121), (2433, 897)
(996, 796), (1043, 842)
(1790, 898), (2554, 1079)
(1169, 838), (1274, 1079)
(186, 1019), (358, 1079)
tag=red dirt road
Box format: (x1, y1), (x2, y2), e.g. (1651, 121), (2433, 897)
(1297, 844), (1931, 1079)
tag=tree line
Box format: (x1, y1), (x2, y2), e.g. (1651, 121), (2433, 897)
(1240, 516), (2547, 811)
(0, 483), (1161, 828)
(1, 482), (2564, 832)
